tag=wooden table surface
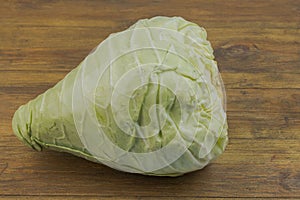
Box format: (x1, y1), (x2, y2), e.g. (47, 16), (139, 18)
(1, 0), (299, 199)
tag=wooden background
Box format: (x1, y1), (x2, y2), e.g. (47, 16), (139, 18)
(0, 0), (299, 199)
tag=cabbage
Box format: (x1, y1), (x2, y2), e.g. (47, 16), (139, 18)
(12, 16), (228, 176)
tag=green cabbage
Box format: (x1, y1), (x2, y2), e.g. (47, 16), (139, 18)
(12, 16), (228, 176)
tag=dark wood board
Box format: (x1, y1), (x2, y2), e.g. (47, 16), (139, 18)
(0, 0), (299, 199)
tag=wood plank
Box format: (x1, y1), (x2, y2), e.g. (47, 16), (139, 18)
(0, 71), (65, 88)
(0, 48), (87, 72)
(1, 111), (300, 147)
(222, 73), (300, 89)
(1, 0), (299, 28)
(226, 89), (300, 113)
(1, 26), (298, 48)
(0, 140), (299, 197)
(0, 195), (289, 200)
(1, 88), (300, 113)
(1, 71), (300, 89)
(227, 112), (300, 140)
(0, 28), (298, 73)
(0, 197), (294, 200)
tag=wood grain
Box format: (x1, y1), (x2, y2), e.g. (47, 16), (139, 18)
(0, 0), (299, 199)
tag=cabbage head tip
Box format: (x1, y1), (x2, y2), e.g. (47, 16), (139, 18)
(12, 16), (228, 177)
